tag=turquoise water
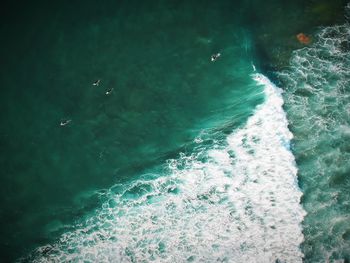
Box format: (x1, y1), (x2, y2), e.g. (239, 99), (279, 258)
(0, 0), (349, 262)
(23, 74), (305, 262)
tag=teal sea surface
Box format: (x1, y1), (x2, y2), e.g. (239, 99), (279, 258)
(0, 0), (349, 262)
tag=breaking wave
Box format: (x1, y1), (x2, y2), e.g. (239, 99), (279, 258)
(24, 74), (305, 263)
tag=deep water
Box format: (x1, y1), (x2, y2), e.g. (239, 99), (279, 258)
(0, 0), (348, 262)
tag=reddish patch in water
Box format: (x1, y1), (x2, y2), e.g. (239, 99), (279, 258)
(296, 33), (311, 45)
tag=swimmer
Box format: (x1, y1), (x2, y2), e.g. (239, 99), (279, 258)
(93, 79), (101, 86)
(211, 53), (221, 62)
(105, 88), (114, 95)
(60, 119), (71, 126)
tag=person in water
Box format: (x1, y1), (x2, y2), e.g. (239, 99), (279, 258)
(60, 119), (71, 126)
(93, 79), (101, 86)
(105, 88), (114, 95)
(211, 53), (221, 62)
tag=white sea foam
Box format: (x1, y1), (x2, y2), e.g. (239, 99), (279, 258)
(27, 74), (305, 263)
(278, 21), (350, 262)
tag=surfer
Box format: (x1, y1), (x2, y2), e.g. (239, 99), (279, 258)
(105, 88), (114, 95)
(93, 79), (101, 86)
(211, 53), (221, 62)
(60, 119), (71, 126)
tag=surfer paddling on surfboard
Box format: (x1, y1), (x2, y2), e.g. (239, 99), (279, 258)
(211, 53), (221, 62)
(105, 88), (114, 95)
(92, 79), (101, 86)
(60, 119), (71, 126)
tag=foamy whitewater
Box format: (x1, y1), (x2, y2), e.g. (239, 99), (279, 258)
(279, 12), (350, 261)
(27, 74), (305, 262)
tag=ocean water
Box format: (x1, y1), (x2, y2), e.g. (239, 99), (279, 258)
(0, 0), (348, 262)
(24, 74), (305, 263)
(279, 6), (350, 261)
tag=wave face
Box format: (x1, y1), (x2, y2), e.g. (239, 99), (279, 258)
(26, 74), (305, 263)
(279, 11), (350, 262)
